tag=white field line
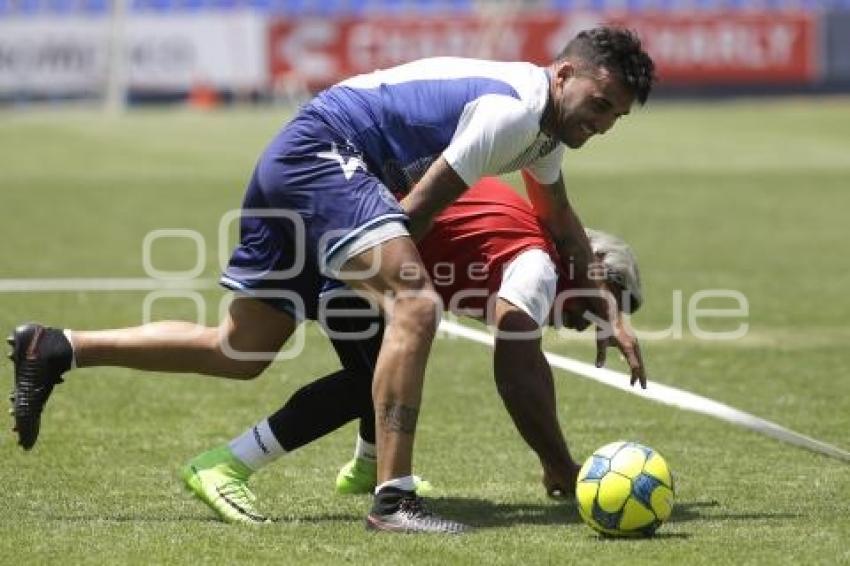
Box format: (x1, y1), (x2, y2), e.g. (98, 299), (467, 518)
(2, 279), (847, 463)
(439, 320), (850, 464)
(0, 278), (218, 292)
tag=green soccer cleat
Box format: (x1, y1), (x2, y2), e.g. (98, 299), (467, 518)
(181, 445), (270, 525)
(335, 457), (434, 495)
(335, 457), (377, 495)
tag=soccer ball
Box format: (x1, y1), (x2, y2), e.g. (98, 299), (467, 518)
(575, 441), (675, 537)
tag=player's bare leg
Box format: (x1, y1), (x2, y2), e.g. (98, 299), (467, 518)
(8, 296), (296, 450)
(70, 296), (296, 379)
(339, 238), (437, 485)
(339, 236), (465, 533)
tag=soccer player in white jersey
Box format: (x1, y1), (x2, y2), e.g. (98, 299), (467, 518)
(9, 27), (655, 533)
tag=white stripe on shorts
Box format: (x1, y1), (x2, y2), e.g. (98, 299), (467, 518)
(323, 219), (411, 279)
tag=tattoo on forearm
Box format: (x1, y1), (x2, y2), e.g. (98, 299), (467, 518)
(379, 403), (419, 434)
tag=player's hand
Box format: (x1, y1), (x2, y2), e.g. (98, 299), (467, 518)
(595, 312), (647, 389)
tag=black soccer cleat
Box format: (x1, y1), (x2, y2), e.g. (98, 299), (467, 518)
(8, 323), (71, 450)
(365, 487), (468, 534)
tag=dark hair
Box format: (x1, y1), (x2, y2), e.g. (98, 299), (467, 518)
(556, 27), (656, 105)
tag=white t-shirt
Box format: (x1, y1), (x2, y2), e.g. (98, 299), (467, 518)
(313, 57), (565, 192)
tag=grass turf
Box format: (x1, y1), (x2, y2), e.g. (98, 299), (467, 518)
(1, 99), (849, 564)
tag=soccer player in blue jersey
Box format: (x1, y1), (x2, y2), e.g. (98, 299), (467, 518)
(183, 177), (645, 530)
(9, 27), (655, 533)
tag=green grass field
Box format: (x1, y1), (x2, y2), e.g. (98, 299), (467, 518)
(1, 98), (849, 564)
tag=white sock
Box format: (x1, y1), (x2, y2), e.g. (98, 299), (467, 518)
(228, 419), (286, 471)
(63, 329), (77, 370)
(375, 475), (416, 494)
(355, 435), (376, 461)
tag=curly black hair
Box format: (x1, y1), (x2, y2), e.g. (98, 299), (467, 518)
(555, 26), (657, 105)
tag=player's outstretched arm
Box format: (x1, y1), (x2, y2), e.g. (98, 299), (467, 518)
(522, 170), (595, 285)
(522, 171), (610, 332)
(400, 157), (468, 240)
(524, 171), (647, 384)
(492, 299), (579, 497)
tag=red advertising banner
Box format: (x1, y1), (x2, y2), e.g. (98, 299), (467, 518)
(609, 12), (819, 84)
(268, 12), (818, 89)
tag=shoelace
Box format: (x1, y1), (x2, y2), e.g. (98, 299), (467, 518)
(15, 365), (52, 412)
(398, 496), (468, 533)
(218, 480), (258, 506)
(398, 496), (431, 518)
(16, 359), (62, 405)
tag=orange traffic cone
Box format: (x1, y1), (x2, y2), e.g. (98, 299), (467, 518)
(188, 80), (220, 110)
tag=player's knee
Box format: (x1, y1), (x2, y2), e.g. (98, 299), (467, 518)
(207, 331), (271, 379)
(218, 359), (269, 380)
(236, 360), (269, 380)
(392, 291), (442, 338)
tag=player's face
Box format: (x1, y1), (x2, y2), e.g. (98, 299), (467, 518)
(548, 64), (635, 149)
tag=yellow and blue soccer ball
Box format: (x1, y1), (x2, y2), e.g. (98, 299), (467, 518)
(575, 441), (675, 537)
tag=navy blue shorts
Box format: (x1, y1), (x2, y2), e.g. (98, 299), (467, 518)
(220, 108), (408, 320)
